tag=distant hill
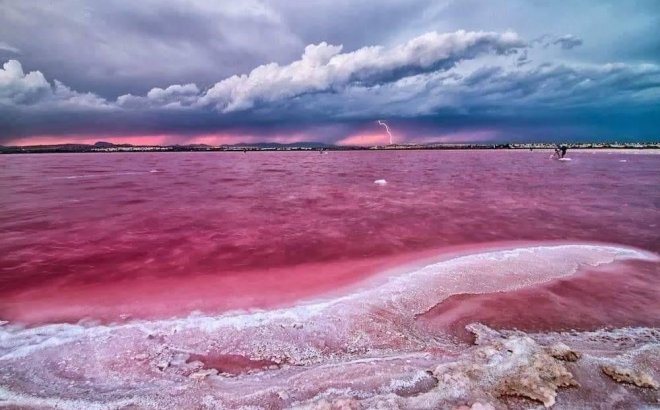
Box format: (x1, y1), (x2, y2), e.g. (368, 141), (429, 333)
(94, 141), (134, 148)
(93, 141), (116, 148)
(0, 140), (342, 153)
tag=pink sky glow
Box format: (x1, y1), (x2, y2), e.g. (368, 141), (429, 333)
(5, 128), (499, 147)
(5, 133), (310, 147)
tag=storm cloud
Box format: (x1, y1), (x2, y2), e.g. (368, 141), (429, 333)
(0, 0), (659, 144)
(553, 35), (583, 50)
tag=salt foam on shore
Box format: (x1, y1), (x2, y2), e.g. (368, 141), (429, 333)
(0, 243), (657, 409)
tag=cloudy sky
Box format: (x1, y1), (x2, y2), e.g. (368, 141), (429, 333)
(1, 0), (659, 146)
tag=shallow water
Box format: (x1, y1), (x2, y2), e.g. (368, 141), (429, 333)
(0, 150), (659, 408)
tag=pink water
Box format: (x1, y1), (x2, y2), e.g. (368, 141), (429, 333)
(1, 150), (659, 408)
(0, 150), (658, 328)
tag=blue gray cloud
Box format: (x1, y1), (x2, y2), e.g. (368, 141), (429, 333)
(553, 35), (583, 50)
(0, 0), (658, 144)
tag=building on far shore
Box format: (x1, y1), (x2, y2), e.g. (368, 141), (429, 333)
(1, 141), (658, 154)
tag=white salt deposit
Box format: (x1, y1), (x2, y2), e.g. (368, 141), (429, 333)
(0, 243), (657, 409)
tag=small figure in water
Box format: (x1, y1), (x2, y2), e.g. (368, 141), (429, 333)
(553, 144), (568, 159)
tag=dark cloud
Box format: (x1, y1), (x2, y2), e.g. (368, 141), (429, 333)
(267, 0), (438, 50)
(0, 0), (304, 97)
(2, 50), (658, 143)
(0, 0), (659, 144)
(553, 35), (583, 50)
(0, 42), (20, 54)
(2, 0), (658, 97)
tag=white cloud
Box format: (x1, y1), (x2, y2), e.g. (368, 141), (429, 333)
(52, 80), (109, 108)
(146, 83), (199, 100)
(197, 30), (526, 112)
(0, 59), (109, 108)
(118, 83), (200, 108)
(0, 60), (51, 104)
(2, 28), (658, 131)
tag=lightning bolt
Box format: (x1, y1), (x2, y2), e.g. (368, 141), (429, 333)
(377, 120), (394, 145)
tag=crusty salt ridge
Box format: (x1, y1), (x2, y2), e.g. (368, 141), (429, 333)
(287, 326), (659, 410)
(2, 325), (658, 409)
(602, 364), (658, 389)
(0, 243), (658, 409)
(427, 323), (578, 408)
(545, 343), (581, 362)
(600, 343), (659, 389)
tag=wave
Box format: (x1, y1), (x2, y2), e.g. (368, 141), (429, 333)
(49, 170), (159, 179)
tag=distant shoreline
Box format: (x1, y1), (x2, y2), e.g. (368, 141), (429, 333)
(1, 143), (659, 154)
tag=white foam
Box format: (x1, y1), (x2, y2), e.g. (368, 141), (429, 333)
(0, 243), (657, 409)
(0, 386), (145, 410)
(51, 171), (157, 180)
(374, 179), (387, 185)
(0, 243), (654, 360)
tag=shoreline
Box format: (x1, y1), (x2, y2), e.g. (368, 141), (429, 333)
(1, 240), (658, 409)
(2, 146), (660, 155)
(2, 239), (651, 327)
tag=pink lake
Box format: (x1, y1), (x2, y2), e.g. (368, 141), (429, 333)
(0, 150), (658, 328)
(1, 150), (659, 409)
